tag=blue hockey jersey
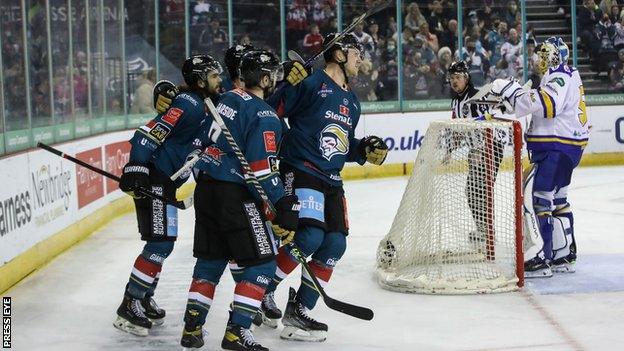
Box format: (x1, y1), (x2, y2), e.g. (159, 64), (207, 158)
(271, 70), (365, 185)
(194, 88), (286, 205)
(129, 91), (208, 187)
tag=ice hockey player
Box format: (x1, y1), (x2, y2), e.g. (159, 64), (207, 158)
(488, 38), (589, 278)
(151, 45), (308, 326)
(179, 50), (300, 351)
(447, 60), (505, 246)
(113, 54), (223, 336)
(260, 33), (388, 342)
(153, 43), (308, 114)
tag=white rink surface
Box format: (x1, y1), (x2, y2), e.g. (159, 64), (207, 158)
(8, 165), (624, 351)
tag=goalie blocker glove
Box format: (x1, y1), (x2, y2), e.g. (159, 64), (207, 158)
(490, 79), (523, 111)
(272, 195), (300, 245)
(119, 162), (150, 199)
(283, 60), (310, 86)
(359, 136), (389, 165)
(153, 80), (179, 114)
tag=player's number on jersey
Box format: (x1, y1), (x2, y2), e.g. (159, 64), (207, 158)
(578, 86), (588, 126)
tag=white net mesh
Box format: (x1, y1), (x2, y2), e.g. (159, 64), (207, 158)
(376, 120), (522, 294)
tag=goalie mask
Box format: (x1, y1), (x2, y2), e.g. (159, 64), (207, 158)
(538, 42), (561, 75)
(545, 36), (569, 65)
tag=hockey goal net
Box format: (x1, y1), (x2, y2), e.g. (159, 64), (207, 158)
(376, 119), (524, 294)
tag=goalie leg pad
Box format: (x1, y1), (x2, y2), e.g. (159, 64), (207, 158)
(552, 187), (577, 273)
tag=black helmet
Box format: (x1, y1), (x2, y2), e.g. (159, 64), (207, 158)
(448, 60), (470, 77)
(224, 44), (255, 80)
(239, 50), (283, 90)
(323, 33), (363, 63)
(182, 54), (223, 88)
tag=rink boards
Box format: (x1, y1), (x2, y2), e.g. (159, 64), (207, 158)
(1, 105), (623, 293)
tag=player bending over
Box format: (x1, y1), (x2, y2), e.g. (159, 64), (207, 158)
(113, 54), (222, 336)
(488, 38), (589, 278)
(179, 50), (299, 351)
(260, 33), (388, 342)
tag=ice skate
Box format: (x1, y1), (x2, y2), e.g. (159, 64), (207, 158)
(141, 296), (165, 326)
(113, 294), (152, 336)
(259, 291), (281, 329)
(524, 257), (553, 278)
(221, 322), (269, 351)
(280, 288), (327, 342)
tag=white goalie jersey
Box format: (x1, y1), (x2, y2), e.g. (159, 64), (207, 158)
(513, 64), (590, 154)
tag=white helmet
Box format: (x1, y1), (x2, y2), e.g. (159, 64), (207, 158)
(538, 41), (561, 74)
(545, 36), (569, 64)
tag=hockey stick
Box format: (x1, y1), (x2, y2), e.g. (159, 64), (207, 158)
(295, 0), (391, 69)
(203, 98), (374, 321)
(37, 142), (193, 210)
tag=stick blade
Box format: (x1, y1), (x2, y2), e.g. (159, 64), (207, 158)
(324, 296), (374, 321)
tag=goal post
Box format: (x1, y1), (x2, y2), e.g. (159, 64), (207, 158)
(376, 119), (524, 294)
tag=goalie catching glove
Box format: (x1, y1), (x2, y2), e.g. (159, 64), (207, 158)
(272, 195), (300, 245)
(359, 136), (389, 165)
(119, 161), (150, 199)
(153, 80), (179, 114)
(282, 60), (310, 86)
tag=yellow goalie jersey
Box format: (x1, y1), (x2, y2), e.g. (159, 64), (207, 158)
(514, 64), (590, 154)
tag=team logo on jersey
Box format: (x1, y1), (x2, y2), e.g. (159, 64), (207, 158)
(318, 83), (333, 97)
(263, 131), (277, 152)
(148, 122), (171, 142)
(204, 145), (224, 163)
(319, 123), (349, 161)
(339, 105), (350, 117)
(162, 107), (183, 126)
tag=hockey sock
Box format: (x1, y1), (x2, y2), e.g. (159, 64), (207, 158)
(298, 259), (333, 310)
(267, 246), (300, 293)
(231, 281), (266, 328)
(184, 279), (216, 328)
(126, 241), (174, 299)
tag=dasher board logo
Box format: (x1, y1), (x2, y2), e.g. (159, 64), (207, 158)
(319, 123), (349, 161)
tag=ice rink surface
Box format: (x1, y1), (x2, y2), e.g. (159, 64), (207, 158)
(8, 165), (624, 351)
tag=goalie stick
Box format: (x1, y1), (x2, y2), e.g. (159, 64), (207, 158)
(203, 98), (374, 321)
(37, 142), (194, 210)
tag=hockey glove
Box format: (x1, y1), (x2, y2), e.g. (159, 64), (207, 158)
(153, 80), (179, 114)
(283, 60), (310, 86)
(359, 136), (389, 165)
(119, 161), (151, 199)
(272, 195), (300, 245)
(490, 79), (522, 110)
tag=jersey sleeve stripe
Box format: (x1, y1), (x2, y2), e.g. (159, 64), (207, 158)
(538, 88), (556, 118)
(250, 159), (271, 177)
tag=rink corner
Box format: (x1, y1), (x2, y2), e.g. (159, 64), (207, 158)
(0, 184), (194, 294)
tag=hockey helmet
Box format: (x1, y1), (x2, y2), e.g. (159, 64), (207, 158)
(224, 44), (255, 80)
(538, 41), (561, 74)
(323, 33), (364, 63)
(545, 36), (569, 64)
(182, 54), (223, 88)
(447, 60), (470, 82)
(239, 50), (284, 91)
